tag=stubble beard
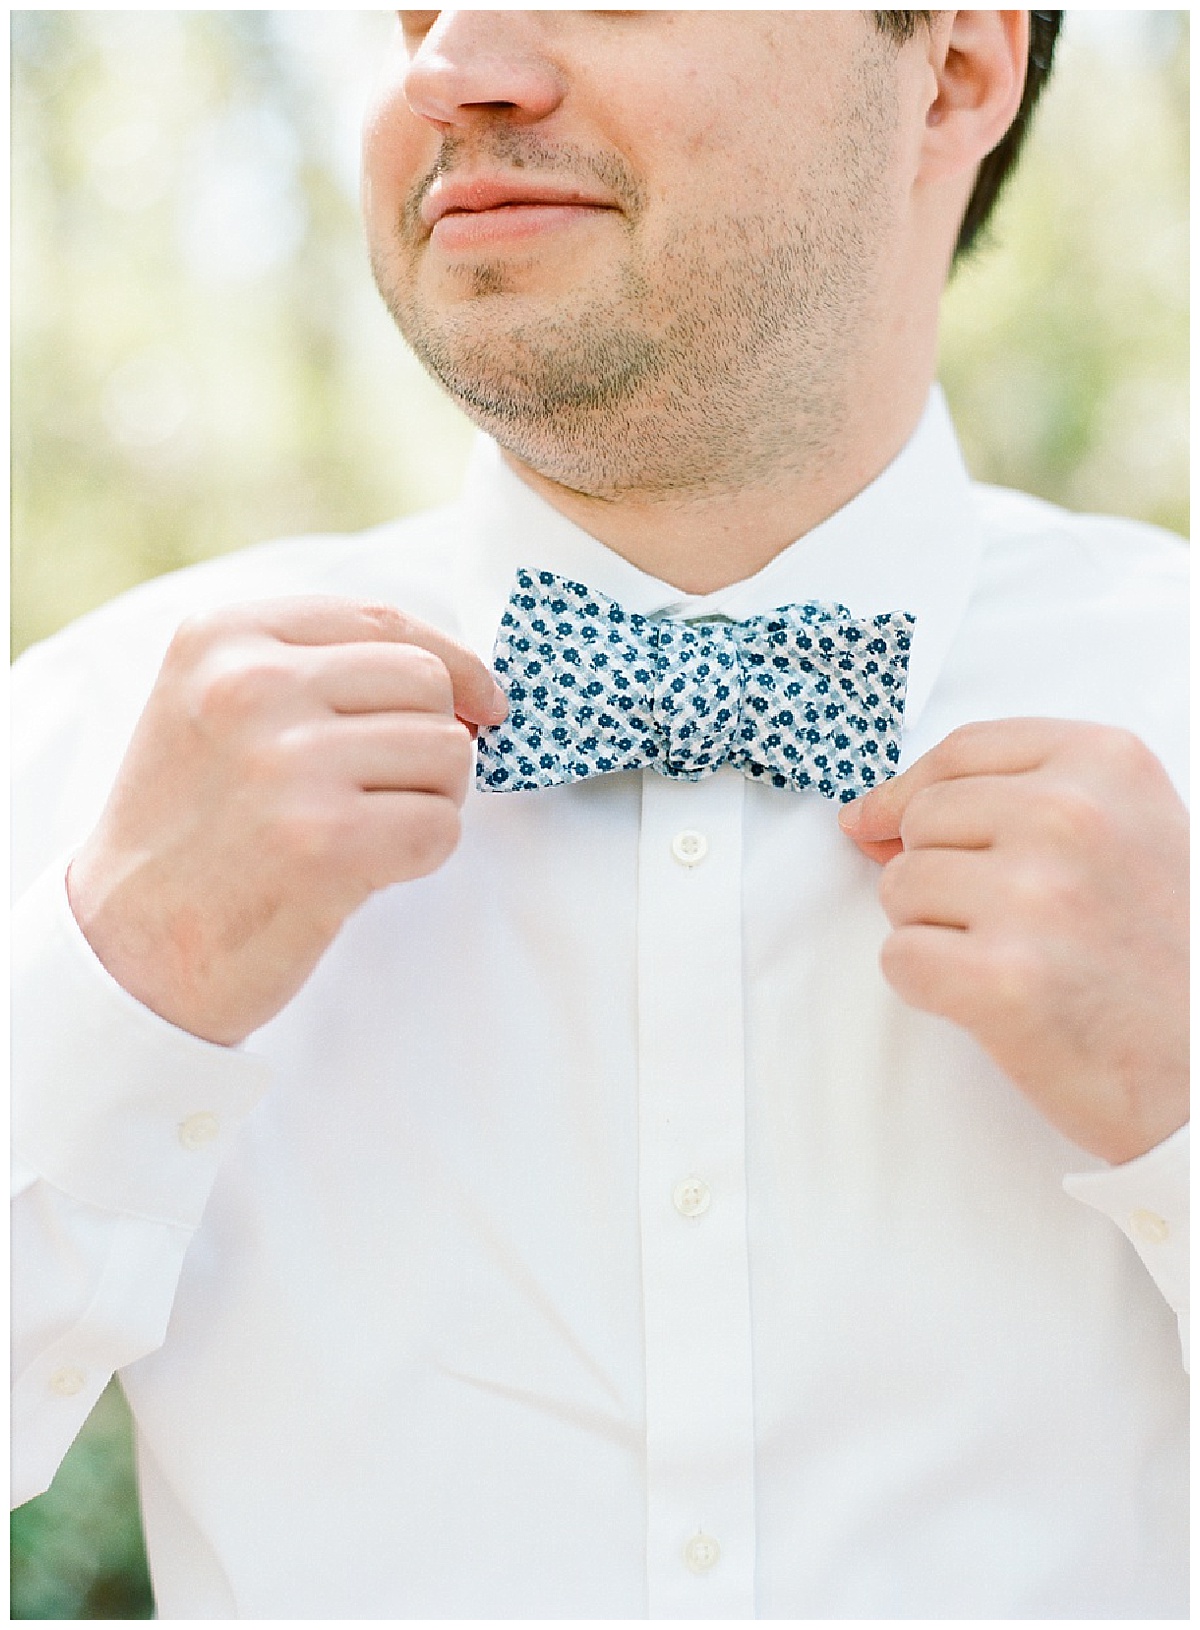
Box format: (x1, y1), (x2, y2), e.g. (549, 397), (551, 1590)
(371, 84), (899, 502)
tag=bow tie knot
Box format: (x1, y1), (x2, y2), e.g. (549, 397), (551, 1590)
(651, 621), (741, 778)
(477, 568), (915, 800)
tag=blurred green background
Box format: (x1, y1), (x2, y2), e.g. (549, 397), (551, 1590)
(10, 9), (1189, 1620)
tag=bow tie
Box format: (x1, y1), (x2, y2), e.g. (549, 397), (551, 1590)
(476, 568), (915, 801)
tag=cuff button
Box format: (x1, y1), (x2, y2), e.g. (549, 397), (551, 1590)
(178, 1111), (220, 1151)
(50, 1367), (86, 1398)
(1129, 1208), (1170, 1245)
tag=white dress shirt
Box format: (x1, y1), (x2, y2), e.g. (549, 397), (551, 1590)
(12, 390), (1188, 1619)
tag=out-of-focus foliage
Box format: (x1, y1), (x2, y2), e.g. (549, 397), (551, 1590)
(10, 1382), (153, 1618)
(12, 9), (468, 660)
(9, 9), (1189, 1622)
(939, 11), (1188, 536)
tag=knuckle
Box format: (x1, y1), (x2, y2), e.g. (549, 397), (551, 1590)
(443, 716), (474, 771)
(977, 934), (1043, 1015)
(1033, 781), (1111, 851)
(358, 601), (411, 642)
(273, 799), (341, 871)
(166, 608), (227, 667)
(1004, 855), (1081, 926)
(421, 709), (469, 747)
(905, 721), (985, 789)
(405, 644), (453, 704)
(940, 719), (991, 759)
(262, 721), (322, 780)
(190, 648), (292, 728)
(1094, 724), (1158, 780)
(878, 928), (934, 1008)
(187, 632), (300, 730)
(1058, 721), (1163, 793)
(878, 927), (913, 986)
(420, 718), (473, 803)
(405, 796), (461, 874)
(877, 852), (909, 917)
(897, 783), (939, 846)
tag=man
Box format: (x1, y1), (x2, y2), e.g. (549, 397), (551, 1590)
(12, 11), (1187, 1619)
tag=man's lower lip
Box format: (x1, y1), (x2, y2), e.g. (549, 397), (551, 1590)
(429, 203), (613, 251)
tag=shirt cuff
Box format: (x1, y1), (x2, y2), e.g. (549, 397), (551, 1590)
(1062, 1123), (1189, 1353)
(12, 858), (273, 1227)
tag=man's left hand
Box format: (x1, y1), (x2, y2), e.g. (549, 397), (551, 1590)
(839, 719), (1189, 1164)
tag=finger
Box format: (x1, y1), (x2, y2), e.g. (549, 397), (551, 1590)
(307, 714), (474, 804)
(878, 847), (993, 931)
(362, 715), (474, 804)
(892, 774), (1015, 853)
(878, 922), (973, 1021)
(840, 718), (1072, 847)
(342, 790), (463, 890)
(880, 923), (1044, 1041)
(207, 597), (508, 726)
(305, 642), (456, 717)
(852, 835), (904, 866)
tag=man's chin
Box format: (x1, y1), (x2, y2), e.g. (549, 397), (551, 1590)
(397, 303), (668, 426)
(416, 231), (624, 308)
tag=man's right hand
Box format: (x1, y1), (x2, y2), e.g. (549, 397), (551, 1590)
(66, 597), (508, 1046)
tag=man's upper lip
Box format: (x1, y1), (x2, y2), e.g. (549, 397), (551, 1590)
(420, 174), (619, 230)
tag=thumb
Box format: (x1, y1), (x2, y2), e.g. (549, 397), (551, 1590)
(838, 773), (907, 864)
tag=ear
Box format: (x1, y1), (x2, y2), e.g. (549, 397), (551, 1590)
(918, 11), (1028, 185)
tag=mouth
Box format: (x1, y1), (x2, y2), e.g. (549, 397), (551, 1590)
(419, 173), (621, 251)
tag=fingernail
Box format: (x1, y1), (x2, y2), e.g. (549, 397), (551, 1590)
(488, 681), (509, 722)
(838, 797), (863, 829)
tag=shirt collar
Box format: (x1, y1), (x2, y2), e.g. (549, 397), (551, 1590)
(455, 386), (982, 735)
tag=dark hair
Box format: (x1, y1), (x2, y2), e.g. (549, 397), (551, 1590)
(873, 10), (1064, 260)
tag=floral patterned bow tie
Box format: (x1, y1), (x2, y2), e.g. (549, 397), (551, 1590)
(475, 568), (916, 802)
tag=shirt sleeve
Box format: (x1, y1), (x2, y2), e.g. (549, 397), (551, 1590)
(10, 859), (273, 1508)
(1062, 1124), (1189, 1368)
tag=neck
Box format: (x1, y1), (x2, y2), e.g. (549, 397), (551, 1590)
(500, 374), (933, 595)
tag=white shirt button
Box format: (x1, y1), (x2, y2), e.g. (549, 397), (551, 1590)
(50, 1366), (86, 1398)
(672, 1177), (712, 1218)
(671, 829), (708, 867)
(178, 1111), (220, 1151)
(1128, 1208), (1170, 1245)
(684, 1532), (720, 1573)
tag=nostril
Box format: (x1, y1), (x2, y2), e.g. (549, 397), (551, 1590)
(400, 16), (567, 129)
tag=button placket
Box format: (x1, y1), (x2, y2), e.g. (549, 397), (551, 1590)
(637, 767), (756, 1616)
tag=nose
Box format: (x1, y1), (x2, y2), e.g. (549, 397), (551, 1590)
(402, 11), (566, 131)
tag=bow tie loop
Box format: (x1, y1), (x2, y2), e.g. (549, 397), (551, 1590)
(651, 621), (743, 780)
(477, 568), (915, 800)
